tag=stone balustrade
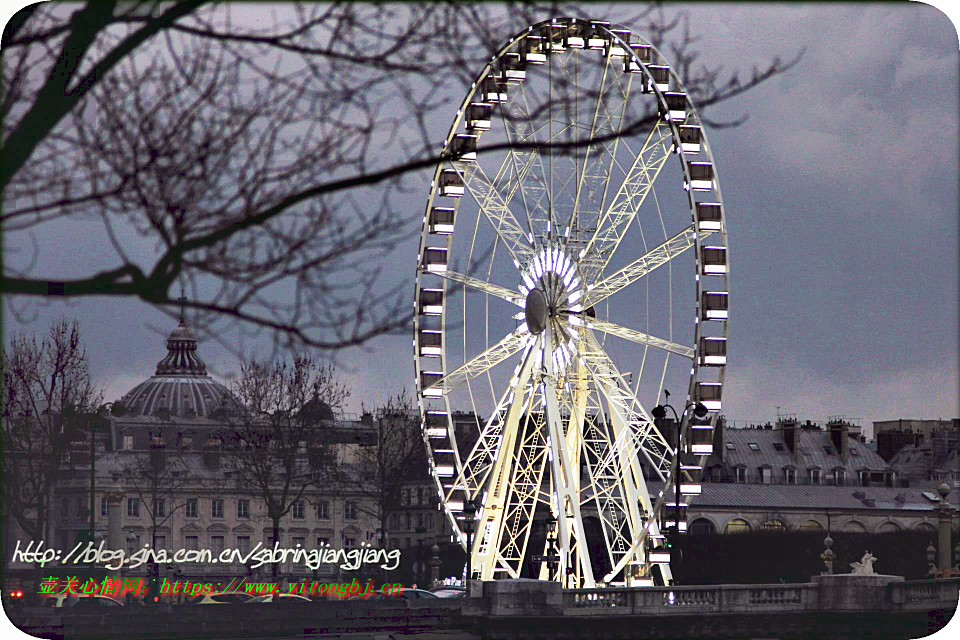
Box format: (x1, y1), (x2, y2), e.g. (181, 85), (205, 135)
(563, 582), (817, 616)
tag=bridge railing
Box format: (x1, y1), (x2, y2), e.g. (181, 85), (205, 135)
(564, 583), (818, 616)
(888, 578), (960, 612)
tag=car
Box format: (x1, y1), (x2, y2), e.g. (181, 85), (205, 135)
(430, 587), (466, 598)
(248, 593), (313, 604)
(184, 591), (254, 605)
(44, 594), (125, 609)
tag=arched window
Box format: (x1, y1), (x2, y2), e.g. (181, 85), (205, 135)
(844, 520), (867, 532)
(724, 518), (751, 534)
(762, 519), (786, 531)
(876, 521), (901, 533)
(915, 522), (936, 533)
(800, 520), (823, 531)
(689, 518), (716, 535)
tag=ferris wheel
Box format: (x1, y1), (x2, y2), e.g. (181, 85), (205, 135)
(413, 18), (728, 587)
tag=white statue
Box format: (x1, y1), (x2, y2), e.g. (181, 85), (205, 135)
(850, 551), (877, 574)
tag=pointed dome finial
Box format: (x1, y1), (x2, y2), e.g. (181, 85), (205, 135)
(178, 287), (187, 325)
(155, 298), (207, 376)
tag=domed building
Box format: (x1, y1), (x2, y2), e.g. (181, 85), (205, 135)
(117, 308), (235, 419)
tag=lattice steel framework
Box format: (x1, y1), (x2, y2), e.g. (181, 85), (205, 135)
(414, 18), (729, 588)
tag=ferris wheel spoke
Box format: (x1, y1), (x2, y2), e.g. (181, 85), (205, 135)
(578, 118), (674, 284)
(436, 270), (524, 307)
(576, 393), (641, 573)
(461, 162), (535, 267)
(567, 48), (632, 254)
(427, 328), (530, 396)
(583, 225), (713, 308)
(586, 318), (694, 359)
(579, 332), (673, 480)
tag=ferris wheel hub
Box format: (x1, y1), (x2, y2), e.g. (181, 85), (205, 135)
(524, 288), (549, 334)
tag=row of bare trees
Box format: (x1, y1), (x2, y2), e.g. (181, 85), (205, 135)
(2, 319), (426, 581)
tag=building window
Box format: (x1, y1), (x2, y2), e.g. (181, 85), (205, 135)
(725, 442), (735, 450)
(417, 513), (424, 528)
(835, 469), (845, 485)
(344, 537), (356, 549)
(154, 498), (165, 518)
(760, 468), (772, 484)
(317, 537), (329, 548)
(186, 498), (198, 518)
(808, 469), (821, 484)
(101, 496), (109, 517)
(316, 501), (329, 519)
(405, 513), (412, 529)
(154, 535), (166, 550)
(401, 489), (409, 506)
(292, 500), (305, 519)
(345, 501), (358, 520)
(126, 534), (140, 554)
(823, 445), (834, 455)
(390, 514), (400, 530)
(127, 498), (140, 518)
(724, 518), (751, 534)
(762, 520), (786, 531)
(237, 536), (250, 555)
(186, 535), (199, 551)
(293, 536), (305, 549)
(237, 499), (249, 519)
(773, 443), (785, 452)
(179, 433), (193, 448)
(784, 469), (796, 484)
(298, 440), (307, 454)
(735, 468), (746, 483)
(417, 488), (423, 505)
(212, 498), (224, 518)
(123, 435), (134, 450)
(748, 443), (760, 451)
(426, 513), (434, 530)
(211, 536), (224, 556)
(859, 470), (870, 486)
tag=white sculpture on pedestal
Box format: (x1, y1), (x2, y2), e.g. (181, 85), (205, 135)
(850, 551), (877, 574)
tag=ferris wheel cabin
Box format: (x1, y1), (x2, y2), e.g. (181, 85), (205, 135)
(695, 202), (723, 231)
(679, 125), (702, 153)
(438, 169), (464, 197)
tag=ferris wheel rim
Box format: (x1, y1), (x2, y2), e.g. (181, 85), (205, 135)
(413, 17), (729, 586)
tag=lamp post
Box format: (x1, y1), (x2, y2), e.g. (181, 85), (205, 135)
(651, 389), (708, 586)
(415, 526), (427, 585)
(463, 500), (477, 588)
(125, 532), (137, 604)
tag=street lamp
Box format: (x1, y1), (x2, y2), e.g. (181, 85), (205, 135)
(415, 526), (427, 585)
(463, 499), (477, 587)
(652, 389), (708, 586)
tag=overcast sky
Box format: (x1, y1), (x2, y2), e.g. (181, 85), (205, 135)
(3, 3), (958, 439)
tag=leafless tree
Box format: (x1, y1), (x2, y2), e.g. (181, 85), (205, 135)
(2, 3), (799, 353)
(118, 424), (195, 562)
(341, 392), (427, 562)
(0, 319), (103, 545)
(224, 356), (348, 579)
